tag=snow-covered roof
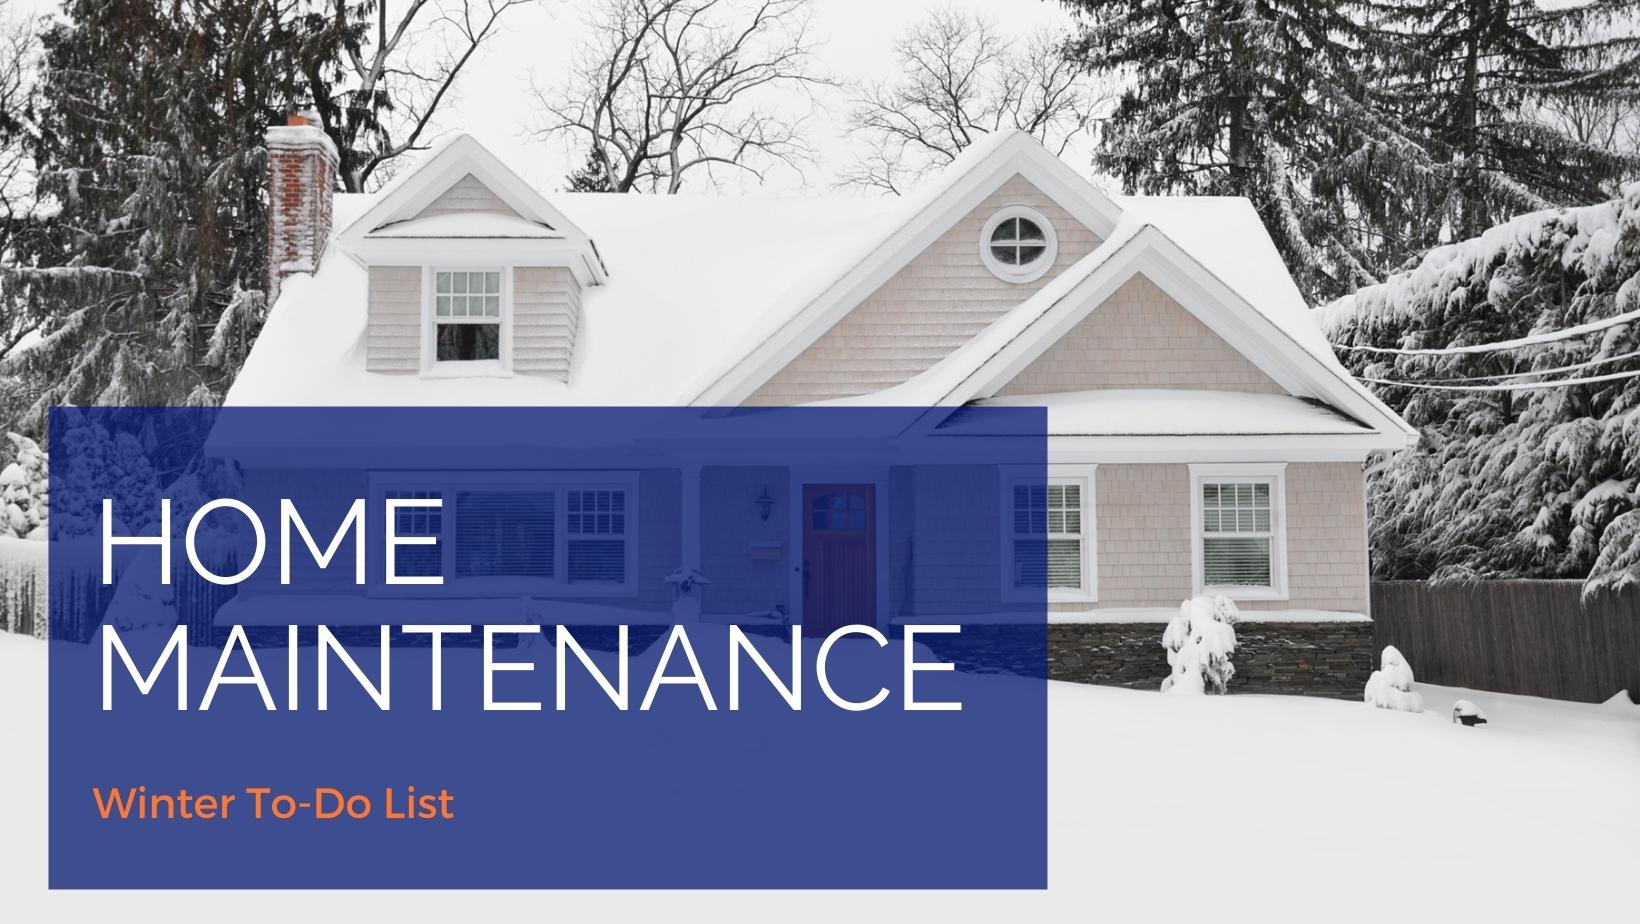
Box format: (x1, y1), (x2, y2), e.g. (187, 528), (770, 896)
(226, 130), (1413, 450)
(230, 192), (898, 406)
(943, 389), (1372, 437)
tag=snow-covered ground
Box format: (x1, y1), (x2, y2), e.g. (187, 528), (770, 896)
(2, 630), (1636, 921)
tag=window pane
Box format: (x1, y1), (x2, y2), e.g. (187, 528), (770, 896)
(452, 274), (468, 294)
(485, 271), (501, 293)
(1047, 539), (1081, 588)
(436, 323), (500, 361)
(1017, 219), (1046, 242)
(992, 244), (1020, 265)
(484, 295), (500, 317)
(569, 540), (625, 583)
(436, 274), (451, 294)
(385, 490), (442, 578)
(1203, 537), (1272, 587)
(455, 491), (554, 578)
(451, 295), (467, 317)
(435, 296), (450, 317)
(1017, 245), (1046, 265)
(1013, 538), (1082, 589)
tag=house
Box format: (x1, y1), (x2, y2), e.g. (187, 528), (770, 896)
(220, 115), (1417, 694)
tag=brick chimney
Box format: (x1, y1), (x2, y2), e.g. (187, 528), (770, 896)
(266, 112), (338, 303)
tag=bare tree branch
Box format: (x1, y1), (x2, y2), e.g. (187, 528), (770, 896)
(531, 0), (830, 193)
(836, 8), (1113, 195)
(305, 0), (530, 192)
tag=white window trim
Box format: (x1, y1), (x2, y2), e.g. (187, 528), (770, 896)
(367, 470), (639, 598)
(999, 463), (1097, 604)
(1188, 462), (1288, 601)
(978, 204), (1059, 284)
(421, 265), (512, 376)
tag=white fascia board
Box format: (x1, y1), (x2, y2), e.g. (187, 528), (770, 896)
(945, 226), (1414, 445)
(345, 237), (602, 286)
(691, 134), (1124, 406)
(336, 135), (609, 284)
(1042, 434), (1382, 464)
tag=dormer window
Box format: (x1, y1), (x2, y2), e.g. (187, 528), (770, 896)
(432, 269), (505, 366)
(979, 205), (1058, 284)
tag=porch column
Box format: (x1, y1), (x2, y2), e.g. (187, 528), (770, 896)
(680, 464), (702, 572)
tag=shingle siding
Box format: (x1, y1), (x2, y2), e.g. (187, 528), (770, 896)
(1088, 462), (1367, 613)
(997, 273), (1283, 395)
(745, 174), (1101, 404)
(512, 266), (580, 381)
(415, 173), (520, 219)
(366, 266), (421, 373)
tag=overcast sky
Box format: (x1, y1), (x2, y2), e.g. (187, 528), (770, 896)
(431, 0), (1084, 194)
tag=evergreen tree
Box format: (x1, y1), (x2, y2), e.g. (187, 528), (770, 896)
(1318, 185), (1640, 594)
(1368, 0), (1640, 244)
(1064, 0), (1640, 303)
(1064, 0), (1387, 303)
(0, 0), (334, 425)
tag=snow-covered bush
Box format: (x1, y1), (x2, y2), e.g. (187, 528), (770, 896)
(664, 567), (710, 621)
(1161, 595), (1239, 694)
(1364, 645), (1424, 713)
(1, 432), (48, 539)
(49, 415), (159, 538)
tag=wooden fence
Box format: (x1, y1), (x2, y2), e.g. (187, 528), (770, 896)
(1371, 580), (1640, 703)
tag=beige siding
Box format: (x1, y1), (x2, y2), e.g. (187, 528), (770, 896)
(998, 274), (1283, 395)
(512, 267), (580, 380)
(366, 266), (420, 373)
(414, 174), (520, 220)
(746, 174), (1101, 405)
(1089, 462), (1366, 613)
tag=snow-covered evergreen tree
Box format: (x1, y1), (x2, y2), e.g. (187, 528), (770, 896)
(0, 0), (330, 424)
(1319, 184), (1640, 595)
(1364, 645), (1424, 712)
(1365, 0), (1640, 244)
(1065, 0), (1640, 304)
(1161, 595), (1240, 694)
(0, 430), (45, 537)
(1065, 0), (1399, 303)
(49, 412), (158, 538)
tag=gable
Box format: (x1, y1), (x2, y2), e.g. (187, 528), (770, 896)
(745, 174), (1101, 405)
(411, 173), (521, 222)
(995, 273), (1283, 396)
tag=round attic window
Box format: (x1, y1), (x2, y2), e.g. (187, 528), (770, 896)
(980, 206), (1057, 283)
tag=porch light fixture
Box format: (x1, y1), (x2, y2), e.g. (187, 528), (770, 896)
(755, 485), (774, 521)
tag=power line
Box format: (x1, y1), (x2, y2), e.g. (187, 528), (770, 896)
(1362, 367), (1640, 392)
(1333, 307), (1640, 356)
(1369, 348), (1640, 384)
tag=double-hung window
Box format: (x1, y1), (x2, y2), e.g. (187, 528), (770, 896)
(432, 269), (504, 365)
(1002, 464), (1096, 602)
(1190, 464), (1288, 599)
(372, 473), (637, 595)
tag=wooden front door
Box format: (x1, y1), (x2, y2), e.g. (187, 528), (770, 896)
(802, 484), (877, 637)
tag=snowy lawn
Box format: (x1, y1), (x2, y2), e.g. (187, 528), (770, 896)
(2, 630), (1636, 921)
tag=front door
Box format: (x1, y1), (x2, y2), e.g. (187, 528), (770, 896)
(801, 484), (876, 637)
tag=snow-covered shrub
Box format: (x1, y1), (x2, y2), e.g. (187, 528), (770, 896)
(49, 415), (159, 538)
(1161, 595), (1239, 694)
(1364, 645), (1424, 713)
(1, 432), (48, 539)
(664, 567), (711, 621)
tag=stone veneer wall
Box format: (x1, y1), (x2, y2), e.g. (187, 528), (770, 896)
(916, 621), (1375, 698)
